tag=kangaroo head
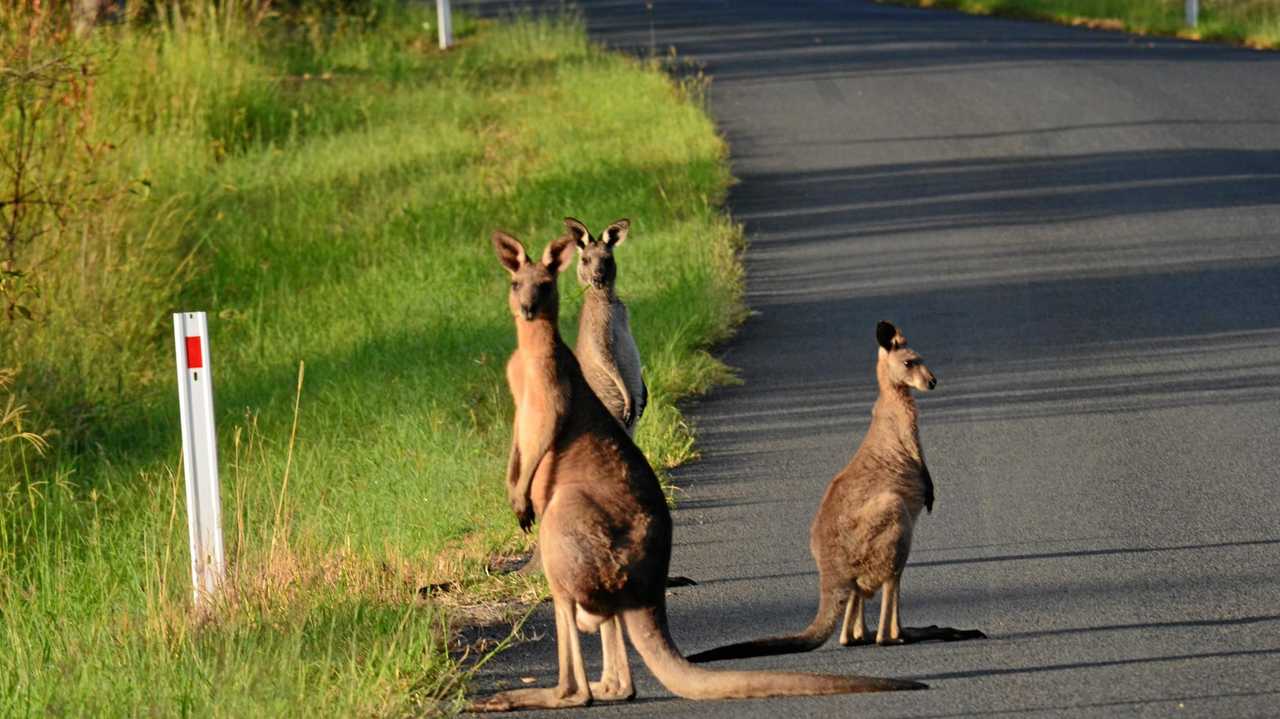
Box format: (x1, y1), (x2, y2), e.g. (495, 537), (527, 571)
(493, 230), (576, 322)
(564, 217), (629, 291)
(876, 320), (937, 392)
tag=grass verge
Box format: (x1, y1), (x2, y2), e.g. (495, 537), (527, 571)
(0, 5), (741, 716)
(882, 0), (1280, 49)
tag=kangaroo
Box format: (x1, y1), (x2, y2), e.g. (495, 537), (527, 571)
(516, 218), (693, 587)
(565, 217), (647, 437)
(687, 321), (984, 664)
(475, 234), (925, 711)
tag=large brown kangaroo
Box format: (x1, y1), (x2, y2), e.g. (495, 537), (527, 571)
(474, 234), (925, 711)
(687, 321), (984, 664)
(565, 217), (647, 437)
(515, 218), (692, 587)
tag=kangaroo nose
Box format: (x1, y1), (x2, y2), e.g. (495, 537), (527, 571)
(928, 377), (938, 390)
(521, 307), (535, 320)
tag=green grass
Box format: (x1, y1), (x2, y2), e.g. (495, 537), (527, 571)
(882, 0), (1280, 48)
(0, 5), (740, 716)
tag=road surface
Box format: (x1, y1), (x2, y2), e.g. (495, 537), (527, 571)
(462, 1), (1280, 716)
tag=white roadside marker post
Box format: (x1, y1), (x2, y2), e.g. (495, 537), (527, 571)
(173, 311), (226, 607)
(437, 0), (453, 50)
(1186, 0), (1199, 28)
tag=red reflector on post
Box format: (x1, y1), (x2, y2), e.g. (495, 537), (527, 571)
(185, 336), (203, 369)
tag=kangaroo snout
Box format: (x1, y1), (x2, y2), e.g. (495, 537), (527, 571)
(916, 370), (937, 392)
(521, 306), (536, 320)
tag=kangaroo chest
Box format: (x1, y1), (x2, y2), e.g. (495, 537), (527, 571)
(832, 408), (931, 517)
(576, 298), (641, 418)
(511, 350), (570, 513)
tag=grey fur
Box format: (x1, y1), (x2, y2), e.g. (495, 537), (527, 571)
(567, 217), (647, 436)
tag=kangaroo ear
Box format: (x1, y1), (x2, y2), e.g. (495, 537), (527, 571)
(563, 217), (591, 249)
(602, 218), (630, 248)
(543, 236), (577, 274)
(493, 231), (527, 274)
(876, 321), (900, 351)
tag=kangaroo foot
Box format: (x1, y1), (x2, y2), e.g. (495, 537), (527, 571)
(466, 687), (591, 712)
(839, 634), (874, 647)
(665, 575), (697, 588)
(513, 549), (543, 577)
(589, 680), (636, 702)
(878, 625), (986, 646)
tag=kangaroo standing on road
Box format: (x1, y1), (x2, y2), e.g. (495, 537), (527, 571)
(565, 217), (647, 437)
(476, 234), (925, 711)
(688, 321), (984, 663)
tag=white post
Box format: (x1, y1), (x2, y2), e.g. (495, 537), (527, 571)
(173, 312), (226, 607)
(1185, 0), (1199, 28)
(436, 0), (453, 50)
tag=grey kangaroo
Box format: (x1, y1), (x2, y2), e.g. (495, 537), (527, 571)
(688, 321), (984, 663)
(472, 235), (925, 711)
(564, 217), (646, 436)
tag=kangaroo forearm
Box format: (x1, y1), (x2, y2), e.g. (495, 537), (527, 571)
(616, 377), (633, 412)
(505, 436), (520, 489)
(510, 386), (566, 510)
(605, 366), (632, 413)
(513, 438), (552, 504)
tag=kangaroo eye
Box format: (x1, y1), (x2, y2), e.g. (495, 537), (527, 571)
(903, 360), (915, 368)
(510, 281), (519, 290)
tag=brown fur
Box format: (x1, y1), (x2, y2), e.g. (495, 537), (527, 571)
(472, 236), (926, 711)
(688, 321), (982, 664)
(565, 217), (647, 437)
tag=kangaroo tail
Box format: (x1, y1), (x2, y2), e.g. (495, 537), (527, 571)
(685, 585), (846, 663)
(622, 604), (925, 700)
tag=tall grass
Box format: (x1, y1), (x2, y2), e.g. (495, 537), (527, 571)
(0, 5), (740, 715)
(889, 0), (1280, 48)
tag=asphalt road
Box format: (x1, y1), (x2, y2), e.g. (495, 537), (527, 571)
(461, 1), (1280, 716)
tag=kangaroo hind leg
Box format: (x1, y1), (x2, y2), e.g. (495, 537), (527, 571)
(875, 577), (902, 646)
(466, 596), (592, 712)
(590, 616), (635, 701)
(839, 593), (870, 646)
(876, 574), (986, 647)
